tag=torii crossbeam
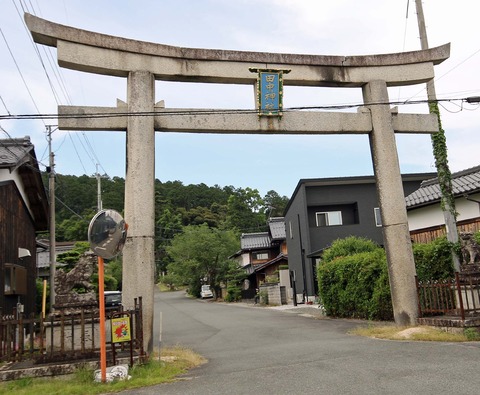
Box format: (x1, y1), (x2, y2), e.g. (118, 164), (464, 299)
(26, 13), (449, 352)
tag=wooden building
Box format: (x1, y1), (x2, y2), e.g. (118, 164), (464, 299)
(0, 136), (48, 316)
(406, 165), (480, 243)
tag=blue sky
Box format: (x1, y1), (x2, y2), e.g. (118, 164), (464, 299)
(1, 0), (479, 197)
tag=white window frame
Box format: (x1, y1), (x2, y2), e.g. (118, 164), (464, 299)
(374, 207), (382, 227)
(253, 251), (269, 260)
(316, 211), (343, 227)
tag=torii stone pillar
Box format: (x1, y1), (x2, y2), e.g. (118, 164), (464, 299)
(25, 13), (451, 348)
(124, 70), (155, 351)
(363, 80), (419, 324)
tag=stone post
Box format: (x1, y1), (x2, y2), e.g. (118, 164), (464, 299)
(363, 80), (419, 326)
(123, 70), (155, 352)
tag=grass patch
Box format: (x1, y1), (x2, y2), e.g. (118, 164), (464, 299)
(0, 346), (206, 395)
(351, 324), (477, 342)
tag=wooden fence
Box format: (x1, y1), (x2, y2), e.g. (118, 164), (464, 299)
(416, 272), (480, 320)
(0, 298), (145, 364)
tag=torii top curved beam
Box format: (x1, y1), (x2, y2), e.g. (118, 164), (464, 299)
(25, 13), (450, 87)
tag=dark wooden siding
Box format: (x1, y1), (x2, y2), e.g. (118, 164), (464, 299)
(410, 217), (480, 244)
(0, 181), (38, 316)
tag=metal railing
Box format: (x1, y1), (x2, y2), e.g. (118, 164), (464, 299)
(0, 297), (145, 364)
(416, 272), (480, 320)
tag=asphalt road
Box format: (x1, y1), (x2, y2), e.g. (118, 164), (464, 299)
(123, 290), (480, 395)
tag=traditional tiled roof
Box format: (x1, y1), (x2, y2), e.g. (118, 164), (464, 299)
(240, 232), (271, 250)
(0, 136), (34, 169)
(268, 217), (286, 240)
(405, 165), (480, 208)
(0, 136), (49, 230)
(253, 253), (288, 272)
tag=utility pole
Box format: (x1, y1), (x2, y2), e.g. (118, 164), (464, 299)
(415, 0), (460, 272)
(47, 125), (58, 311)
(96, 163), (102, 211)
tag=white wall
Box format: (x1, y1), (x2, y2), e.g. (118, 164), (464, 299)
(408, 194), (480, 231)
(0, 168), (32, 215)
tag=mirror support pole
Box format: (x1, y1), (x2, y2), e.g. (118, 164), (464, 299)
(98, 256), (107, 383)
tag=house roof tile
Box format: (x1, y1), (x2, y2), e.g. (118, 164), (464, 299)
(0, 136), (34, 168)
(268, 217), (286, 240)
(240, 232), (271, 249)
(406, 165), (480, 208)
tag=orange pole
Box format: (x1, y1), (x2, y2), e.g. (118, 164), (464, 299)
(98, 256), (107, 382)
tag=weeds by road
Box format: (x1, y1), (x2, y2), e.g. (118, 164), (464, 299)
(351, 325), (480, 342)
(0, 346), (206, 395)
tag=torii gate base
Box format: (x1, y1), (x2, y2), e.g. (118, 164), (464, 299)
(26, 13), (450, 352)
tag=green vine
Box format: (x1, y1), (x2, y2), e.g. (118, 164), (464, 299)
(429, 101), (457, 218)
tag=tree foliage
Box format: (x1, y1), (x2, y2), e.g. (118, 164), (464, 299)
(321, 236), (380, 264)
(225, 187), (266, 232)
(166, 224), (240, 297)
(317, 237), (392, 320)
(412, 236), (455, 281)
(42, 172), (288, 291)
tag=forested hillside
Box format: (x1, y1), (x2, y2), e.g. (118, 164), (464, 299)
(41, 173), (289, 276)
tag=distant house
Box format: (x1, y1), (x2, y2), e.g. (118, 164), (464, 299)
(406, 165), (480, 243)
(284, 173), (434, 303)
(36, 239), (75, 278)
(230, 217), (288, 298)
(0, 136), (48, 316)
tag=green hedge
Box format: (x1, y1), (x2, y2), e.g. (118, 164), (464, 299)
(225, 284), (242, 302)
(412, 236), (455, 281)
(317, 235), (458, 321)
(318, 248), (392, 320)
(321, 236), (379, 263)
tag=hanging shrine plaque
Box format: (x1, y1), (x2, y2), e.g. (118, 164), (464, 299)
(250, 68), (289, 116)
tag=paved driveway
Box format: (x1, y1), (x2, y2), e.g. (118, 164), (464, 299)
(124, 290), (480, 395)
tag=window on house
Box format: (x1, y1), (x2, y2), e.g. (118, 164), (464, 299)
(4, 268), (11, 293)
(253, 251), (269, 260)
(374, 207), (382, 227)
(316, 211), (342, 227)
(4, 264), (27, 295)
(289, 221), (293, 239)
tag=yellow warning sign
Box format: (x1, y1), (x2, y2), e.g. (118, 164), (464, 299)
(111, 316), (131, 343)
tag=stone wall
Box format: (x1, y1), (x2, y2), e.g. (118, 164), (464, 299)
(259, 284), (287, 305)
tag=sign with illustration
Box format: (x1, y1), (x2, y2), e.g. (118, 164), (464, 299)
(250, 68), (290, 116)
(111, 316), (131, 343)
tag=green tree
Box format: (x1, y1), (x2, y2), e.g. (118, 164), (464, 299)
(155, 207), (183, 278)
(105, 257), (123, 291)
(263, 190), (289, 217)
(166, 224), (239, 297)
(225, 187), (266, 232)
(56, 241), (91, 269)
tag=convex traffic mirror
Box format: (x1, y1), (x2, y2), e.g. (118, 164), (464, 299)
(88, 209), (127, 259)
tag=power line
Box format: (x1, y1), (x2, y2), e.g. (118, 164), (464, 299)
(0, 27), (45, 126)
(0, 96), (476, 121)
(0, 95), (11, 115)
(12, 0), (107, 178)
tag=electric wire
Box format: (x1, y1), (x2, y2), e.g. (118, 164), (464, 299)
(0, 96), (476, 121)
(0, 95), (11, 116)
(10, 0), (107, 177)
(0, 27), (45, 126)
(11, 0), (61, 105)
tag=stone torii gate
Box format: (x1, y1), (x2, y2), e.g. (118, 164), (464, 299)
(26, 13), (449, 351)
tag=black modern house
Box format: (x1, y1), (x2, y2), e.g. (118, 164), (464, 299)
(284, 173), (435, 303)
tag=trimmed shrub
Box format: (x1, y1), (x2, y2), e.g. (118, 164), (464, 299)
(318, 248), (393, 320)
(322, 236), (380, 264)
(317, 235), (458, 321)
(225, 284), (242, 302)
(413, 236), (455, 281)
